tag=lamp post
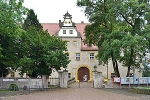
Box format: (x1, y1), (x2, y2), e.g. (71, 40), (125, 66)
(107, 61), (108, 79)
(94, 65), (97, 71)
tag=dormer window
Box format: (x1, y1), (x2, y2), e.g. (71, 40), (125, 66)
(63, 30), (66, 34)
(69, 30), (73, 34)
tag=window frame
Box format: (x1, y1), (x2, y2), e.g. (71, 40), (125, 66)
(75, 53), (81, 61)
(11, 72), (15, 78)
(66, 41), (70, 47)
(73, 41), (77, 47)
(69, 30), (73, 34)
(68, 73), (71, 78)
(66, 52), (70, 60)
(89, 53), (95, 60)
(63, 30), (66, 34)
(111, 72), (115, 78)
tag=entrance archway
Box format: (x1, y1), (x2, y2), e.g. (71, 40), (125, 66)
(78, 67), (89, 82)
(76, 64), (92, 82)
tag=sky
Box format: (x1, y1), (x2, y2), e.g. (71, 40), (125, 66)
(23, 0), (89, 23)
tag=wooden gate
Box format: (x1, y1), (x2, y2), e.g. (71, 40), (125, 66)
(78, 67), (89, 82)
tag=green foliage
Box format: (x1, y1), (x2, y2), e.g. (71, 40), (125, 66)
(9, 84), (19, 91)
(19, 10), (70, 77)
(23, 9), (43, 31)
(0, 0), (27, 77)
(77, 0), (150, 77)
(77, 0), (121, 77)
(129, 87), (150, 95)
(0, 63), (9, 77)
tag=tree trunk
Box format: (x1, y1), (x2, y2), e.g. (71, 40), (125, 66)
(126, 46), (134, 77)
(126, 66), (130, 77)
(112, 56), (120, 77)
(115, 60), (120, 77)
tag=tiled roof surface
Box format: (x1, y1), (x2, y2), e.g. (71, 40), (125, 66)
(41, 22), (98, 51)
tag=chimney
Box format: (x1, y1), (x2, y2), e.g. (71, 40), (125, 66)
(81, 21), (84, 23)
(59, 20), (61, 25)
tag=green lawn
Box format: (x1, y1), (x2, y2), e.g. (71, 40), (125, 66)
(0, 89), (9, 92)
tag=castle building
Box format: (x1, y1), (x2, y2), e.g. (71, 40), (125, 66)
(7, 12), (142, 81)
(41, 12), (142, 82)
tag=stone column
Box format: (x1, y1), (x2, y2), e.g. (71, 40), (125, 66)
(58, 71), (63, 88)
(58, 70), (68, 88)
(42, 75), (48, 88)
(92, 71), (103, 88)
(63, 70), (68, 88)
(92, 71), (97, 88)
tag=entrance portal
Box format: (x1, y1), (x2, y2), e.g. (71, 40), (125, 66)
(78, 67), (89, 82)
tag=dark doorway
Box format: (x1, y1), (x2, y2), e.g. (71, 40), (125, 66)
(78, 67), (89, 82)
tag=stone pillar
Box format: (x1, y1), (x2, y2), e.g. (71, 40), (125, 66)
(63, 70), (68, 88)
(58, 71), (63, 88)
(92, 71), (97, 88)
(58, 70), (68, 88)
(92, 71), (104, 88)
(42, 75), (48, 88)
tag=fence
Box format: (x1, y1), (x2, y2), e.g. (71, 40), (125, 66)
(0, 77), (60, 89)
(48, 78), (60, 88)
(113, 77), (150, 88)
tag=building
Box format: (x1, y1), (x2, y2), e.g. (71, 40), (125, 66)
(41, 12), (142, 82)
(7, 12), (142, 81)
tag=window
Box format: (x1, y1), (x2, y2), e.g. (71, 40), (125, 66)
(76, 53), (80, 61)
(90, 53), (94, 60)
(129, 73), (133, 77)
(111, 73), (115, 78)
(11, 72), (14, 78)
(66, 41), (70, 46)
(68, 73), (71, 78)
(66, 53), (69, 59)
(69, 30), (73, 34)
(63, 30), (66, 34)
(73, 41), (77, 47)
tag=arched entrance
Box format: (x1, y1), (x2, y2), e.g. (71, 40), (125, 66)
(76, 64), (92, 82)
(78, 67), (89, 82)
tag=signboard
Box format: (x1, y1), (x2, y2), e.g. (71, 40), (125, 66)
(121, 77), (150, 84)
(114, 77), (120, 82)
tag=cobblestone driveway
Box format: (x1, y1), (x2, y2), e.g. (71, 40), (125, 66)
(1, 82), (150, 100)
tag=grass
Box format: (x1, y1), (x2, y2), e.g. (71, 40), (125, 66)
(0, 89), (9, 92)
(128, 87), (150, 94)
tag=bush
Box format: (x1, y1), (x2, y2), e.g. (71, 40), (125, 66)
(128, 87), (150, 95)
(9, 84), (19, 91)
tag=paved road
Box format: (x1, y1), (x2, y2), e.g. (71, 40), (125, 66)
(1, 82), (150, 100)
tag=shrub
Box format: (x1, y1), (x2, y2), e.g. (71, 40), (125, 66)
(9, 84), (19, 91)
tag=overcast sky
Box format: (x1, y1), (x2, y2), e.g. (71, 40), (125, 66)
(23, 0), (89, 23)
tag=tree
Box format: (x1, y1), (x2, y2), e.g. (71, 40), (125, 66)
(142, 49), (150, 77)
(0, 63), (9, 77)
(20, 9), (70, 77)
(114, 0), (150, 76)
(0, 0), (27, 77)
(23, 9), (43, 31)
(77, 0), (122, 77)
(18, 27), (70, 77)
(77, 0), (150, 77)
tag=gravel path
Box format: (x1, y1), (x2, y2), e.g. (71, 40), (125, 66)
(1, 82), (150, 100)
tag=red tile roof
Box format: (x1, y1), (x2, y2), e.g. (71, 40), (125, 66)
(41, 22), (98, 51)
